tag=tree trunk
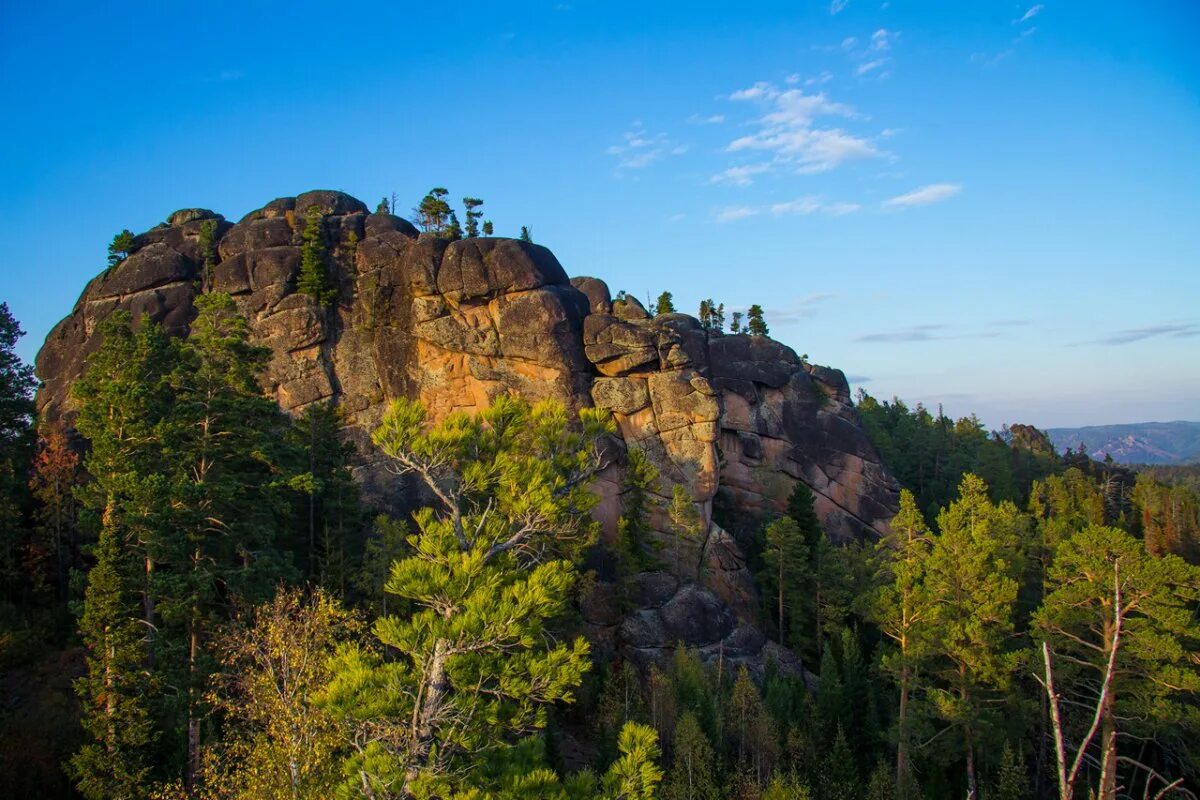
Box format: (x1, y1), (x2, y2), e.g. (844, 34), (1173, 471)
(405, 638), (450, 795)
(964, 721), (979, 800)
(144, 555), (155, 668)
(777, 553), (785, 647)
(896, 663), (910, 798)
(1098, 708), (1118, 800)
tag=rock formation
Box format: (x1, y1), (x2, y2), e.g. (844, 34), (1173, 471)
(35, 190), (900, 675)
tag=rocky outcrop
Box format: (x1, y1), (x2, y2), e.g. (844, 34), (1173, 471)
(35, 190), (899, 676)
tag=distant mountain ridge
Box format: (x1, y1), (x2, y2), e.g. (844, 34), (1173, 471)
(1046, 420), (1200, 465)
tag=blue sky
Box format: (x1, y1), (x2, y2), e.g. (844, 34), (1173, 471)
(1, 1), (1197, 428)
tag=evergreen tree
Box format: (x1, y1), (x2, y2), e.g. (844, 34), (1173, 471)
(655, 292), (676, 315)
(321, 396), (613, 797)
(520, 225), (533, 242)
(1034, 525), (1200, 800)
(867, 489), (933, 796)
(445, 210), (463, 240)
(668, 484), (704, 575)
(353, 515), (409, 615)
(758, 517), (809, 648)
(601, 723), (664, 800)
(296, 206), (337, 305)
(415, 187), (452, 232)
(730, 311), (744, 334)
(746, 305), (769, 337)
(727, 666), (778, 783)
(376, 197), (390, 215)
(596, 661), (649, 765)
(618, 449), (660, 571)
(817, 725), (857, 800)
(663, 712), (719, 800)
(763, 771), (812, 799)
(107, 229), (135, 268)
(70, 312), (178, 798)
(160, 292), (300, 787)
(989, 743), (1028, 800)
(483, 220), (494, 236)
(924, 474), (1023, 800)
(0, 303), (35, 604)
(463, 197), (484, 237)
(27, 425), (81, 603)
(197, 219), (219, 292)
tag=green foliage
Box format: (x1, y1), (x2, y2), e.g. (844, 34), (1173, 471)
(746, 305), (768, 337)
(696, 300), (725, 332)
(654, 292), (676, 315)
(107, 229), (135, 268)
(415, 187), (452, 233)
(353, 515), (410, 615)
(199, 587), (360, 799)
(376, 197), (390, 214)
(816, 725), (857, 800)
(0, 303), (36, 607)
(601, 722), (664, 800)
(198, 219), (218, 291)
(520, 225), (533, 243)
(1034, 525), (1200, 788)
(483, 220), (494, 236)
(758, 517), (809, 648)
(463, 197), (484, 237)
(297, 206), (337, 305)
(729, 311), (744, 334)
(663, 712), (718, 800)
(618, 449), (660, 571)
(322, 396), (614, 797)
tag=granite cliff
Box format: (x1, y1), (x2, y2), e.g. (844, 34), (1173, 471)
(35, 190), (899, 674)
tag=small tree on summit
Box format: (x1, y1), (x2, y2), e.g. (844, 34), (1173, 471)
(655, 291), (676, 315)
(482, 220), (494, 236)
(463, 197), (484, 237)
(107, 229), (135, 268)
(415, 187), (451, 233)
(747, 304), (769, 337)
(520, 225), (533, 242)
(376, 197), (390, 215)
(730, 310), (744, 334)
(297, 207), (336, 306)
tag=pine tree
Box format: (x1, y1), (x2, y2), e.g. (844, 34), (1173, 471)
(730, 311), (744, 334)
(415, 187), (452, 232)
(668, 484), (704, 575)
(70, 312), (178, 798)
(655, 291), (676, 315)
(520, 225), (533, 242)
(445, 210), (463, 240)
(296, 206), (337, 305)
(663, 712), (719, 800)
(1034, 525), (1200, 800)
(758, 517), (809, 647)
(601, 722), (664, 800)
(483, 220), (494, 235)
(27, 425), (81, 602)
(197, 219), (219, 292)
(321, 395), (613, 797)
(376, 197), (390, 214)
(727, 666), (778, 783)
(0, 303), (35, 603)
(817, 725), (858, 800)
(618, 448), (660, 571)
(107, 229), (135, 268)
(747, 305), (769, 337)
(597, 660), (649, 764)
(867, 489), (933, 796)
(160, 292), (300, 787)
(990, 743), (1028, 800)
(463, 197), (484, 237)
(924, 474), (1023, 800)
(353, 515), (409, 615)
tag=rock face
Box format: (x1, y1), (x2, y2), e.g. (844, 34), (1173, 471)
(35, 190), (899, 675)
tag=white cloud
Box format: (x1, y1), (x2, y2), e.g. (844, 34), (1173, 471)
(766, 292), (837, 323)
(823, 201), (862, 216)
(606, 124), (686, 169)
(711, 163), (773, 186)
(805, 70), (834, 86)
(830, 0), (850, 14)
(883, 183), (962, 208)
(856, 58), (887, 75)
(841, 36), (858, 50)
(870, 28), (896, 51)
(715, 206), (759, 223)
(785, 73), (801, 85)
(771, 197), (861, 216)
(724, 85), (881, 175)
(688, 113), (725, 125)
(1017, 4), (1044, 23)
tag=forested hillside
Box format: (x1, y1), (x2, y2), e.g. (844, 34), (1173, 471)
(0, 196), (1198, 800)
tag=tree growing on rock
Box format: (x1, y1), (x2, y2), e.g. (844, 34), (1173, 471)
(668, 484), (704, 575)
(107, 229), (135, 268)
(296, 206), (337, 306)
(414, 187), (451, 233)
(655, 292), (677, 315)
(747, 305), (769, 337)
(482, 220), (494, 235)
(463, 197), (484, 237)
(520, 225), (533, 242)
(321, 395), (616, 797)
(730, 311), (744, 334)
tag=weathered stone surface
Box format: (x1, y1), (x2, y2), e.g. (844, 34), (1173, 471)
(34, 189), (900, 679)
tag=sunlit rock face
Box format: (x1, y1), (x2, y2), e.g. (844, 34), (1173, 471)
(35, 190), (899, 677)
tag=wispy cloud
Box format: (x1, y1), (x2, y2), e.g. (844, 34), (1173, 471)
(883, 183), (962, 208)
(870, 28), (896, 51)
(765, 292), (837, 324)
(606, 123), (687, 169)
(856, 58), (887, 76)
(1087, 323), (1200, 346)
(715, 206), (759, 223)
(688, 113), (725, 125)
(1016, 4), (1044, 23)
(830, 0), (850, 14)
(723, 83), (882, 176)
(804, 70), (834, 86)
(855, 323), (1000, 343)
(715, 197), (861, 220)
(711, 163), (773, 186)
